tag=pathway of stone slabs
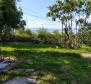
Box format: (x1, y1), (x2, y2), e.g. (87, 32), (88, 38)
(3, 77), (37, 84)
(0, 59), (15, 72)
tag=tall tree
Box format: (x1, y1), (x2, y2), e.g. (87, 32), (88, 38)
(47, 0), (79, 48)
(0, 0), (25, 40)
(47, 0), (91, 48)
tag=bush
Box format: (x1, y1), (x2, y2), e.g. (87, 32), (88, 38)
(36, 28), (52, 43)
(51, 30), (62, 45)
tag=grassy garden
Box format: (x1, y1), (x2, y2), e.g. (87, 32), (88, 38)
(0, 42), (91, 84)
(0, 0), (91, 83)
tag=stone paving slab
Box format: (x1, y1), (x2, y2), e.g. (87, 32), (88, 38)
(3, 77), (37, 84)
(81, 53), (91, 63)
(81, 53), (91, 58)
(0, 62), (9, 70)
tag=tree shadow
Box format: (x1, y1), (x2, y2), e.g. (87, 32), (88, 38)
(1, 49), (91, 84)
(0, 42), (55, 49)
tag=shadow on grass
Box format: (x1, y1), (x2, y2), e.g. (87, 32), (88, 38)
(0, 42), (55, 49)
(1, 49), (91, 84)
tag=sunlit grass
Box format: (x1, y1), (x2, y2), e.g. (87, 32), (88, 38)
(1, 42), (91, 53)
(0, 42), (91, 84)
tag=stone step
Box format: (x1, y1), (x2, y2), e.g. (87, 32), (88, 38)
(0, 60), (15, 72)
(81, 53), (91, 63)
(3, 77), (37, 84)
(0, 62), (9, 70)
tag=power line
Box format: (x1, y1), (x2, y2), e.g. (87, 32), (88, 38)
(17, 4), (45, 17)
(23, 12), (60, 23)
(23, 12), (45, 19)
(17, 3), (46, 18)
(17, 3), (60, 23)
(23, 12), (60, 28)
(17, 3), (61, 29)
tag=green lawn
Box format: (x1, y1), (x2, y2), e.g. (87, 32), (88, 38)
(0, 42), (91, 84)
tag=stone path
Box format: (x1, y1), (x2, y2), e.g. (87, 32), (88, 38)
(0, 60), (16, 72)
(3, 77), (37, 84)
(81, 53), (91, 58)
(81, 53), (91, 63)
(0, 62), (9, 70)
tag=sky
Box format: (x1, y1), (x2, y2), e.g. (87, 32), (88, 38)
(17, 0), (61, 30)
(17, 0), (91, 31)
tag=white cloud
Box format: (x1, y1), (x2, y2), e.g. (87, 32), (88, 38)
(25, 15), (91, 31)
(25, 20), (61, 29)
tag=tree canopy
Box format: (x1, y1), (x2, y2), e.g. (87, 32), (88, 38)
(47, 0), (91, 48)
(0, 0), (25, 40)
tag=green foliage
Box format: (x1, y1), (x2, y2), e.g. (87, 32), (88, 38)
(47, 0), (80, 48)
(51, 30), (62, 45)
(78, 23), (91, 46)
(0, 0), (25, 40)
(36, 28), (52, 43)
(15, 29), (32, 38)
(47, 0), (91, 49)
